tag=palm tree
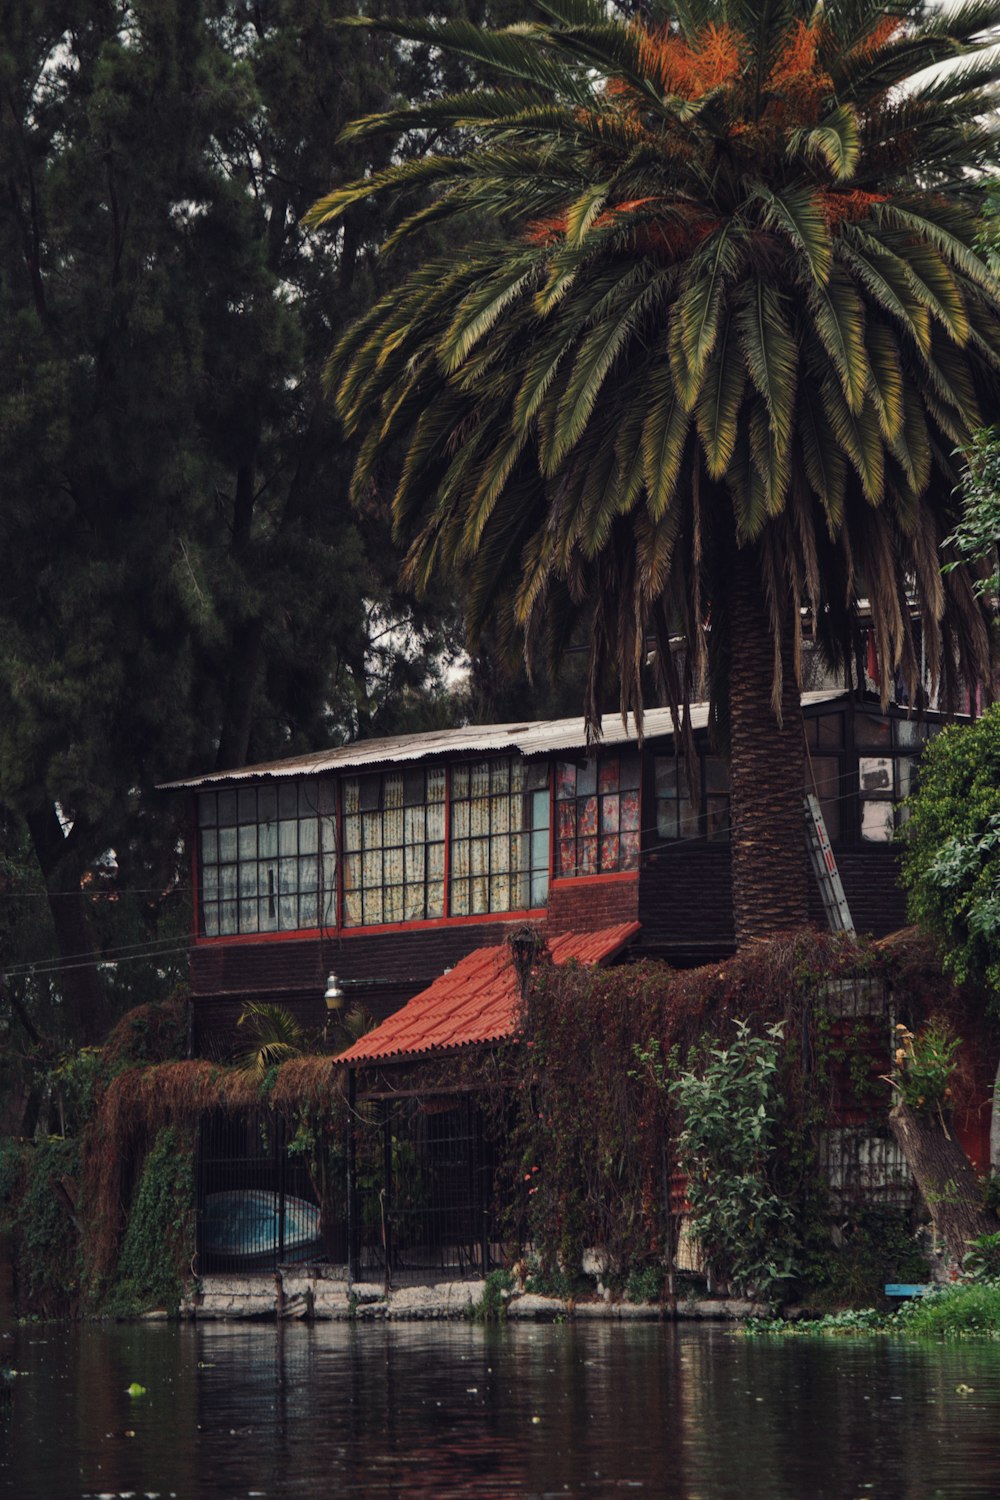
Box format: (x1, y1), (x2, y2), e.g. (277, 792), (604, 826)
(307, 0), (1000, 945)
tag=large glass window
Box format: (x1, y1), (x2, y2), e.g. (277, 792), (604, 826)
(654, 755), (730, 843)
(450, 759), (550, 915)
(855, 714), (931, 843)
(805, 712), (845, 841)
(555, 750), (640, 875)
(342, 768), (446, 927)
(198, 780), (335, 937)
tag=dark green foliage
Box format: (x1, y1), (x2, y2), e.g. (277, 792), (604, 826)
(624, 1264), (666, 1304)
(0, 1138), (81, 1317)
(798, 1209), (931, 1312)
(668, 1021), (798, 1298)
(0, 0), (485, 1051)
(895, 1282), (1000, 1338)
(523, 1267), (596, 1300)
(962, 1232), (1000, 1282)
(900, 707), (1000, 998)
(101, 1126), (195, 1317)
(472, 1267), (514, 1322)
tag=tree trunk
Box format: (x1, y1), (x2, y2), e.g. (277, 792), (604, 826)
(727, 545), (809, 945)
(889, 1101), (995, 1263)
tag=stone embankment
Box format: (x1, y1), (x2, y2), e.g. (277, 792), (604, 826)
(172, 1269), (765, 1322)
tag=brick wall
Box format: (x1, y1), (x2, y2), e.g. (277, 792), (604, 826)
(545, 876), (639, 935)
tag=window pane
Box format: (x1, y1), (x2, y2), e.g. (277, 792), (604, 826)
(861, 801), (894, 842)
(218, 791), (237, 826)
(279, 821), (299, 856)
(238, 824), (256, 861)
(198, 795), (217, 827)
(856, 714), (891, 748)
(278, 783), (298, 818)
(598, 757), (619, 795)
(298, 818), (318, 855)
(809, 757), (842, 841)
(706, 798), (730, 842)
(817, 713), (844, 748)
(600, 834), (620, 869)
(238, 789), (256, 824)
(704, 756), (729, 793)
(258, 821), (277, 859)
(621, 789), (641, 833)
(201, 829), (218, 865)
(577, 758), (597, 796)
(526, 762), (549, 792)
(655, 758), (679, 797)
(897, 756), (919, 799)
(656, 803), (679, 840)
(202, 903), (220, 937)
(859, 757), (892, 795)
(620, 750), (641, 791)
(894, 719), (923, 748)
(555, 764), (576, 800)
(427, 881), (445, 918)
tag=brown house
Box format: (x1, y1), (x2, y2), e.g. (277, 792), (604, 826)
(162, 688), (944, 1059)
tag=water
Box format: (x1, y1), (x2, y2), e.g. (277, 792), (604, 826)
(3, 1308), (1000, 1499)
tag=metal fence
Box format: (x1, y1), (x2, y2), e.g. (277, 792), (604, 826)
(196, 1097), (498, 1282)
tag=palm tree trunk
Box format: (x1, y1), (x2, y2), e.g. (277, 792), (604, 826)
(727, 546), (809, 945)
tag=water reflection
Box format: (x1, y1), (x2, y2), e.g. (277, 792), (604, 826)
(2, 1311), (1000, 1498)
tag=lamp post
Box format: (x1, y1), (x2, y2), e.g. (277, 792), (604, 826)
(324, 971), (344, 1047)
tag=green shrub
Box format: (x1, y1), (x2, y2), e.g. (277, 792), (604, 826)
(101, 1125), (195, 1316)
(472, 1268), (513, 1323)
(6, 1137), (82, 1316)
(798, 1208), (931, 1310)
(895, 1281), (1000, 1338)
(624, 1264), (665, 1304)
(523, 1267), (595, 1300)
(964, 1232), (1000, 1282)
(667, 1020), (798, 1299)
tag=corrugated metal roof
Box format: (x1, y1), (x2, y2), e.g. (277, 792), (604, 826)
(159, 691), (847, 790)
(336, 921), (641, 1067)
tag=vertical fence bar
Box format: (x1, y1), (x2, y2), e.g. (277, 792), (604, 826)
(476, 1103), (490, 1274)
(277, 1114), (286, 1265)
(347, 1070), (359, 1282)
(382, 1101), (393, 1291)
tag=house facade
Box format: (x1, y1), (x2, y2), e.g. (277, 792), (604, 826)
(163, 688), (943, 1058)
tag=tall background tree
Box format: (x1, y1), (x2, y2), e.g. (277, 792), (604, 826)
(310, 0), (1000, 947)
(0, 0), (520, 1057)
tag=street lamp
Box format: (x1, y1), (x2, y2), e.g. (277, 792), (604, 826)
(324, 972), (345, 1011)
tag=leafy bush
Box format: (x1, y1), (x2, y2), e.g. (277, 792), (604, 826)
(895, 1281), (1000, 1338)
(5, 1137), (81, 1316)
(963, 1232), (1000, 1282)
(625, 1264), (666, 1304)
(472, 1268), (513, 1323)
(101, 1125), (195, 1316)
(900, 707), (1000, 998)
(668, 1020), (798, 1299)
(798, 1208), (930, 1310)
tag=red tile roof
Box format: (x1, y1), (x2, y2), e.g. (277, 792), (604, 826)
(337, 921), (641, 1067)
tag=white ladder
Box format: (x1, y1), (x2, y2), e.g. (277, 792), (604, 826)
(804, 793), (855, 934)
